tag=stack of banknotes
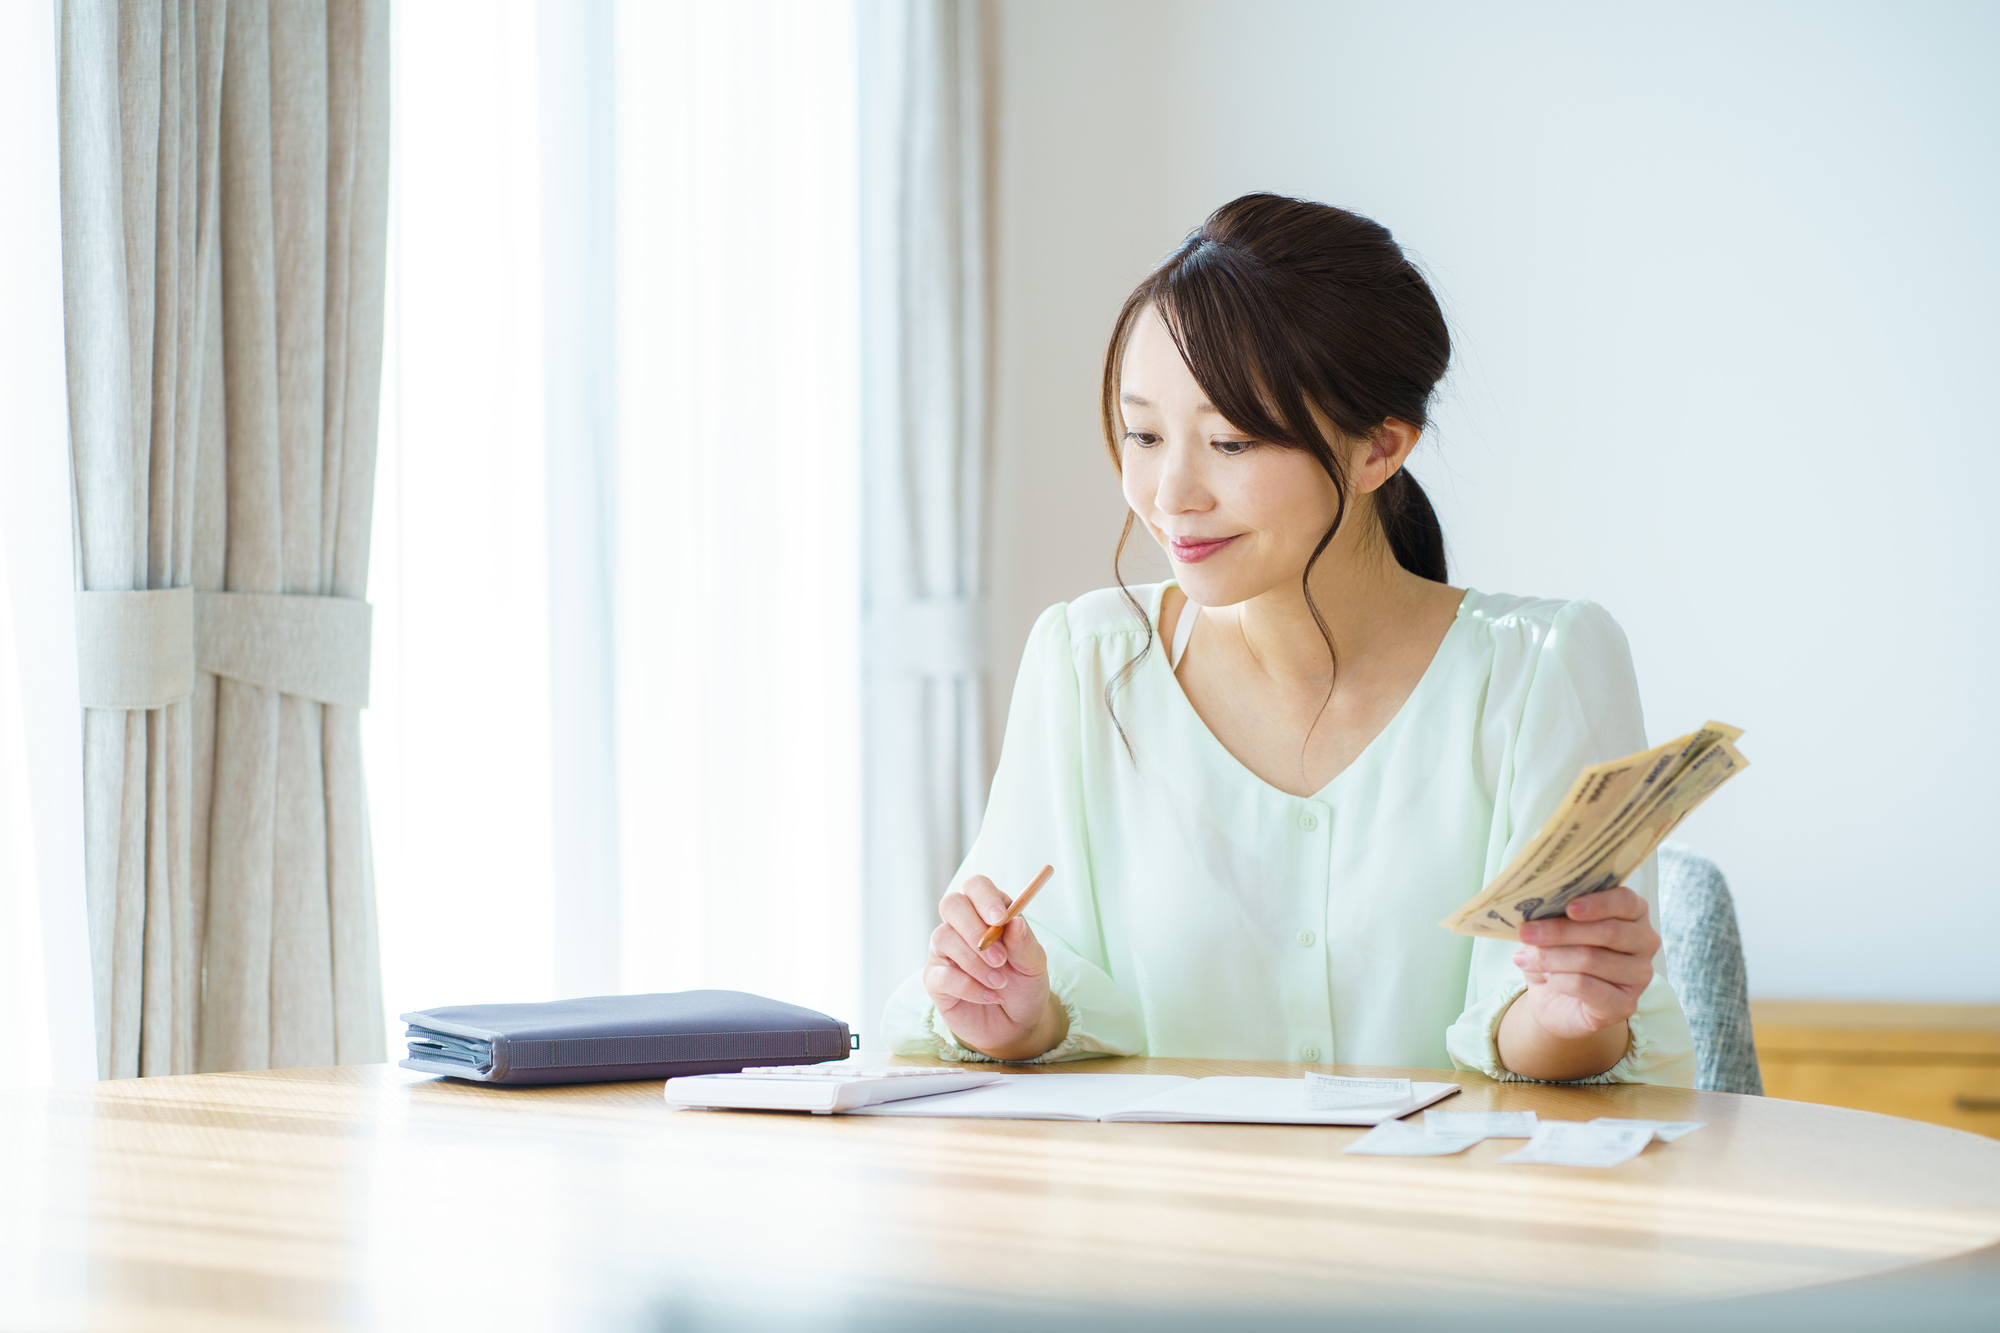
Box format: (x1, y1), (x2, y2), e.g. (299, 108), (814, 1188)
(1442, 721), (1750, 941)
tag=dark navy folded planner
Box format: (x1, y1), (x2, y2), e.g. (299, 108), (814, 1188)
(399, 989), (854, 1085)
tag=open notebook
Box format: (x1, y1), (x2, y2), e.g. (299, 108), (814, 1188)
(849, 1073), (1459, 1125)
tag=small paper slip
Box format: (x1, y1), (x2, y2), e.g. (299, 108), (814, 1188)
(1498, 1121), (1654, 1167)
(1303, 1073), (1412, 1109)
(1590, 1117), (1705, 1142)
(1423, 1109), (1537, 1139)
(1343, 1121), (1481, 1156)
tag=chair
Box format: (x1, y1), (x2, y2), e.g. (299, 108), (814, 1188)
(1656, 843), (1764, 1095)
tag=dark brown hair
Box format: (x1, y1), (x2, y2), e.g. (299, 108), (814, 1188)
(1101, 193), (1452, 742)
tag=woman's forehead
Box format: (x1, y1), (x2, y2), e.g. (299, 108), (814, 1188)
(1120, 310), (1226, 417)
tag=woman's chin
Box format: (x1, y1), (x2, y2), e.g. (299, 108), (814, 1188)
(1170, 569), (1247, 609)
(1172, 555), (1312, 609)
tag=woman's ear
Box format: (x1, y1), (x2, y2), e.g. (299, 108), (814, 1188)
(1355, 418), (1423, 492)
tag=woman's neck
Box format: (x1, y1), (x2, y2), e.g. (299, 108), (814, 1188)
(1215, 525), (1440, 689)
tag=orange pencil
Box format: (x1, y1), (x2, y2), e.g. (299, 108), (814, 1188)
(979, 865), (1054, 951)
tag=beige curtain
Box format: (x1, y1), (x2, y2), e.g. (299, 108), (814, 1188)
(58, 0), (389, 1078)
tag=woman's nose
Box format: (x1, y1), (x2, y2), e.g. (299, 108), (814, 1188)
(1153, 442), (1211, 515)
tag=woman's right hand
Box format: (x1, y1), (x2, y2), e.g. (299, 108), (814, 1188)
(924, 875), (1068, 1061)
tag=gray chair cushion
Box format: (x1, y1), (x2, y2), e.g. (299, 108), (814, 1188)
(1656, 844), (1763, 1095)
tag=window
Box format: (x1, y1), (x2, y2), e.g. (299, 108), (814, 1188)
(369, 0), (860, 1044)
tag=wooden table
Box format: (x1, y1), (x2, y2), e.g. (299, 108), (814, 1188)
(3, 1058), (1998, 1331)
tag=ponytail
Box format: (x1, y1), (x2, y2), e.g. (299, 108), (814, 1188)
(1377, 469), (1447, 583)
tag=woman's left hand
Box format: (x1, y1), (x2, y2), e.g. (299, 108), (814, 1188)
(1512, 886), (1658, 1040)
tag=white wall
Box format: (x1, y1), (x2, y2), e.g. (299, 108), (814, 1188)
(987, 0), (2000, 1002)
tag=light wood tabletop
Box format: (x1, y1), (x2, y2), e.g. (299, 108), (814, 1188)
(3, 1057), (1998, 1331)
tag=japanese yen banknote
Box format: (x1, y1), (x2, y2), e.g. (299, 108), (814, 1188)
(1441, 721), (1750, 942)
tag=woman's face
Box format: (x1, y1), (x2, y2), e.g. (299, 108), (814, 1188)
(1117, 306), (1344, 609)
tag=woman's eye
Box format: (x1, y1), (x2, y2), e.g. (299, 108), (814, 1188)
(1212, 439), (1258, 456)
(1122, 431), (1161, 448)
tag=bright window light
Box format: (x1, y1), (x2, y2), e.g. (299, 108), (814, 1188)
(370, 0), (860, 1047)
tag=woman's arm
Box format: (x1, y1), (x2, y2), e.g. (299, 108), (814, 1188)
(1446, 600), (1694, 1087)
(881, 602), (1144, 1063)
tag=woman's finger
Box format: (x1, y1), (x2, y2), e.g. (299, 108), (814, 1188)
(939, 889), (1008, 967)
(997, 915), (1047, 978)
(959, 875), (1017, 933)
(1517, 916), (1658, 959)
(1564, 886), (1648, 923)
(1513, 944), (1651, 988)
(1533, 969), (1639, 1013)
(924, 959), (1003, 1006)
(1519, 915), (1644, 950)
(930, 923), (1010, 990)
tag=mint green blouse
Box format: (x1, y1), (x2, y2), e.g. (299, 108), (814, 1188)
(882, 583), (1695, 1085)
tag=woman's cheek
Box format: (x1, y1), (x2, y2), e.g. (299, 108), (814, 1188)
(1120, 451), (1159, 519)
(1240, 456), (1337, 548)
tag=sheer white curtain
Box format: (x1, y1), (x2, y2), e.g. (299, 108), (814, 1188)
(370, 1), (860, 1041)
(0, 0), (128, 1089)
(856, 0), (990, 1042)
(611, 2), (861, 1014)
(0, 557), (54, 1089)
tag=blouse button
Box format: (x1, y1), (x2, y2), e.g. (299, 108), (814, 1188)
(1301, 1045), (1321, 1062)
(1297, 929), (1316, 948)
(1298, 811), (1319, 831)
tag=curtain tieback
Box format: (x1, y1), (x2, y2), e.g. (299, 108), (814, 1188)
(74, 588), (373, 710)
(863, 596), (987, 675)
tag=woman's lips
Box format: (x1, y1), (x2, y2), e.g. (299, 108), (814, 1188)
(1168, 534), (1240, 563)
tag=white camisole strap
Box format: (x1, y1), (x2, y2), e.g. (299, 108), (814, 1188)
(1168, 596), (1199, 670)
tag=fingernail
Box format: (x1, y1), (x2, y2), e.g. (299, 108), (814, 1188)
(988, 971), (1007, 987)
(983, 947), (1005, 966)
(1512, 950), (1528, 967)
(982, 905), (1004, 924)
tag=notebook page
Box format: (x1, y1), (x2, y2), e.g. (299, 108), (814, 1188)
(1104, 1076), (1460, 1125)
(846, 1073), (1191, 1120)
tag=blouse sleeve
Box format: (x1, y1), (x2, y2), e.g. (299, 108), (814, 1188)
(1443, 600), (1697, 1086)
(880, 603), (1146, 1062)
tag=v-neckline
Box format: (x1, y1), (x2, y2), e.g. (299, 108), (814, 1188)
(1150, 581), (1472, 803)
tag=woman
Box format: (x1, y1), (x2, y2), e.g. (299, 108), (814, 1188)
(883, 194), (1693, 1084)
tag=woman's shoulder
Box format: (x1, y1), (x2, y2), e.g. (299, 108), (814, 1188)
(1005, 586), (1163, 710)
(1459, 590), (1643, 746)
(1034, 583), (1164, 647)
(1455, 590), (1639, 723)
(1457, 589), (1632, 659)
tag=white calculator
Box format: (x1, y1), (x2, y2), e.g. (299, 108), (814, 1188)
(664, 1064), (1003, 1114)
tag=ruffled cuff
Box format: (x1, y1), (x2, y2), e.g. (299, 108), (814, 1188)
(879, 947), (1145, 1064)
(1445, 973), (1696, 1087)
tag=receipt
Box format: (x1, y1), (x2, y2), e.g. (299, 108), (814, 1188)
(1303, 1073), (1412, 1109)
(1497, 1121), (1653, 1167)
(1589, 1117), (1705, 1142)
(1423, 1109), (1537, 1139)
(1342, 1121), (1481, 1156)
